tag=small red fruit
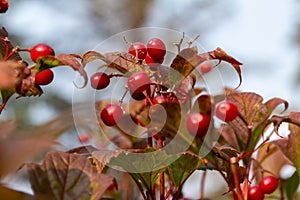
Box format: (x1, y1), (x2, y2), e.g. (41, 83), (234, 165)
(147, 38), (166, 60)
(90, 72), (110, 90)
(0, 0), (9, 13)
(145, 54), (163, 70)
(100, 104), (123, 126)
(259, 176), (278, 194)
(199, 61), (212, 74)
(153, 95), (168, 105)
(128, 42), (147, 60)
(248, 186), (264, 200)
(186, 112), (210, 138)
(35, 69), (54, 85)
(78, 133), (90, 143)
(128, 72), (151, 100)
(215, 101), (238, 122)
(30, 44), (55, 63)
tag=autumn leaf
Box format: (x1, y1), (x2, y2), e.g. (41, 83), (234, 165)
(81, 51), (105, 67)
(170, 46), (203, 87)
(27, 151), (115, 200)
(0, 27), (23, 61)
(271, 112), (300, 177)
(0, 130), (55, 177)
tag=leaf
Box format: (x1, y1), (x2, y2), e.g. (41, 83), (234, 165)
(194, 94), (212, 117)
(104, 52), (139, 74)
(0, 60), (27, 89)
(272, 112), (300, 177)
(170, 47), (203, 87)
(219, 124), (240, 151)
(207, 47), (243, 88)
(27, 151), (115, 200)
(0, 134), (54, 177)
(0, 27), (23, 61)
(285, 171), (299, 200)
(256, 142), (291, 179)
(57, 54), (88, 88)
(81, 51), (105, 68)
(109, 149), (172, 192)
(0, 185), (51, 200)
(168, 151), (202, 187)
(92, 149), (121, 173)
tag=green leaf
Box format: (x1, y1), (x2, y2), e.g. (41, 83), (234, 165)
(27, 151), (115, 200)
(93, 148), (173, 193)
(35, 55), (64, 72)
(285, 171), (299, 200)
(0, 88), (15, 113)
(168, 151), (202, 187)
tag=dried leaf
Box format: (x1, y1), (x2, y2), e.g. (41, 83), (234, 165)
(104, 52), (139, 74)
(194, 94), (212, 117)
(219, 124), (240, 151)
(0, 60), (27, 89)
(27, 151), (115, 200)
(272, 112), (300, 177)
(0, 27), (23, 61)
(208, 47), (243, 88)
(81, 51), (105, 67)
(57, 54), (88, 88)
(170, 47), (203, 87)
(92, 149), (122, 173)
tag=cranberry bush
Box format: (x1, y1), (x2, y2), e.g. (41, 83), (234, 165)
(0, 2), (300, 200)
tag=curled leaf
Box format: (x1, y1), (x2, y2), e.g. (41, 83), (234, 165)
(57, 54), (88, 88)
(81, 51), (105, 67)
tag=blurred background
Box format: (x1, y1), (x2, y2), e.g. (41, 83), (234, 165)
(0, 0), (300, 199)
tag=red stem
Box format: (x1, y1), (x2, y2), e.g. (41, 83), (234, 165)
(158, 138), (165, 200)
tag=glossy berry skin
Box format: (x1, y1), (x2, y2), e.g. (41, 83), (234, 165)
(100, 104), (123, 126)
(30, 44), (55, 63)
(78, 133), (90, 143)
(35, 69), (54, 85)
(145, 54), (163, 70)
(147, 38), (166, 60)
(90, 72), (110, 89)
(153, 95), (168, 105)
(186, 112), (210, 138)
(0, 0), (9, 13)
(248, 186), (264, 200)
(215, 101), (238, 122)
(259, 176), (278, 194)
(128, 42), (147, 60)
(199, 61), (212, 74)
(128, 72), (151, 100)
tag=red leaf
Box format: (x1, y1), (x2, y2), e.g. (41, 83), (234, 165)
(57, 54), (88, 88)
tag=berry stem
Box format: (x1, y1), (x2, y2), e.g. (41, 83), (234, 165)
(173, 32), (184, 53)
(158, 138), (165, 200)
(230, 157), (243, 200)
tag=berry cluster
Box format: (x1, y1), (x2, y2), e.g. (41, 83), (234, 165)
(248, 176), (279, 200)
(30, 44), (56, 86)
(89, 37), (239, 141)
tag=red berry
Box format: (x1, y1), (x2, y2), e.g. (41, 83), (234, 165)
(90, 72), (110, 90)
(100, 104), (123, 126)
(0, 0), (9, 13)
(199, 61), (212, 74)
(153, 95), (168, 105)
(215, 101), (238, 122)
(248, 186), (264, 200)
(128, 72), (151, 100)
(145, 54), (163, 70)
(128, 42), (147, 60)
(186, 112), (210, 138)
(35, 69), (54, 85)
(78, 133), (90, 143)
(147, 38), (166, 60)
(259, 176), (278, 194)
(30, 44), (55, 63)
